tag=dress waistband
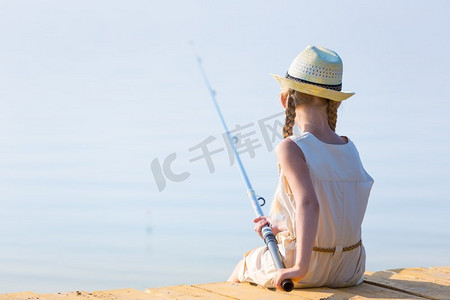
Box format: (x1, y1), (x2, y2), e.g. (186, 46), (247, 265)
(313, 240), (362, 253)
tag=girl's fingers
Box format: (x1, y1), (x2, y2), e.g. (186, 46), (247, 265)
(254, 221), (263, 231)
(256, 220), (269, 229)
(254, 220), (269, 236)
(254, 219), (270, 239)
(253, 216), (270, 223)
(273, 270), (287, 291)
(253, 216), (265, 223)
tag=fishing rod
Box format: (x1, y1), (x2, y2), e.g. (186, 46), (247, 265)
(192, 45), (294, 292)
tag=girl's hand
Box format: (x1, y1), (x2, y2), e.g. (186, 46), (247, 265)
(272, 266), (305, 291)
(253, 217), (284, 239)
(253, 216), (270, 239)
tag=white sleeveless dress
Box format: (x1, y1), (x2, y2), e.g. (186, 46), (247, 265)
(237, 132), (374, 288)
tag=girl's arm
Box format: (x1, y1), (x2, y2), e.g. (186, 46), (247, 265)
(272, 138), (320, 290)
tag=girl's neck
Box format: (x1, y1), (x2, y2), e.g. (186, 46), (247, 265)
(295, 106), (330, 135)
(295, 106), (344, 144)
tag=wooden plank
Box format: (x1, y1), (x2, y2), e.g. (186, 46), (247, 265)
(93, 288), (158, 299)
(431, 266), (450, 275)
(194, 281), (423, 300)
(279, 283), (423, 300)
(389, 267), (450, 285)
(0, 289), (153, 300)
(0, 283), (425, 300)
(0, 291), (98, 300)
(193, 282), (312, 299)
(288, 286), (357, 300)
(145, 284), (234, 299)
(0, 292), (40, 300)
(364, 270), (450, 300)
(339, 282), (424, 299)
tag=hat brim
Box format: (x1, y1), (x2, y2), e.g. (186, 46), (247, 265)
(271, 74), (355, 102)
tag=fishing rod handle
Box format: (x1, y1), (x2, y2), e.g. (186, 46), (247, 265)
(281, 279), (294, 292)
(262, 226), (295, 292)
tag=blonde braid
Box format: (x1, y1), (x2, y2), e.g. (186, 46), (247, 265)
(282, 89), (296, 138)
(327, 100), (339, 132)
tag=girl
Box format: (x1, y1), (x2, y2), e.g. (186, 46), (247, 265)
(227, 45), (374, 290)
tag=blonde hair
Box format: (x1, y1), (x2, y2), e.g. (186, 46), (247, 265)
(281, 89), (339, 138)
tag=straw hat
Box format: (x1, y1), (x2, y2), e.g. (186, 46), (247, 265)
(271, 45), (355, 101)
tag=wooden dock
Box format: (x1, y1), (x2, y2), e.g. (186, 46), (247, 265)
(1, 266), (449, 299)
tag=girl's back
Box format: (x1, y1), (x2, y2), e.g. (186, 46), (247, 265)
(276, 132), (373, 287)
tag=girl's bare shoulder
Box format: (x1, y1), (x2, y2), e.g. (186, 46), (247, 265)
(275, 138), (306, 162)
